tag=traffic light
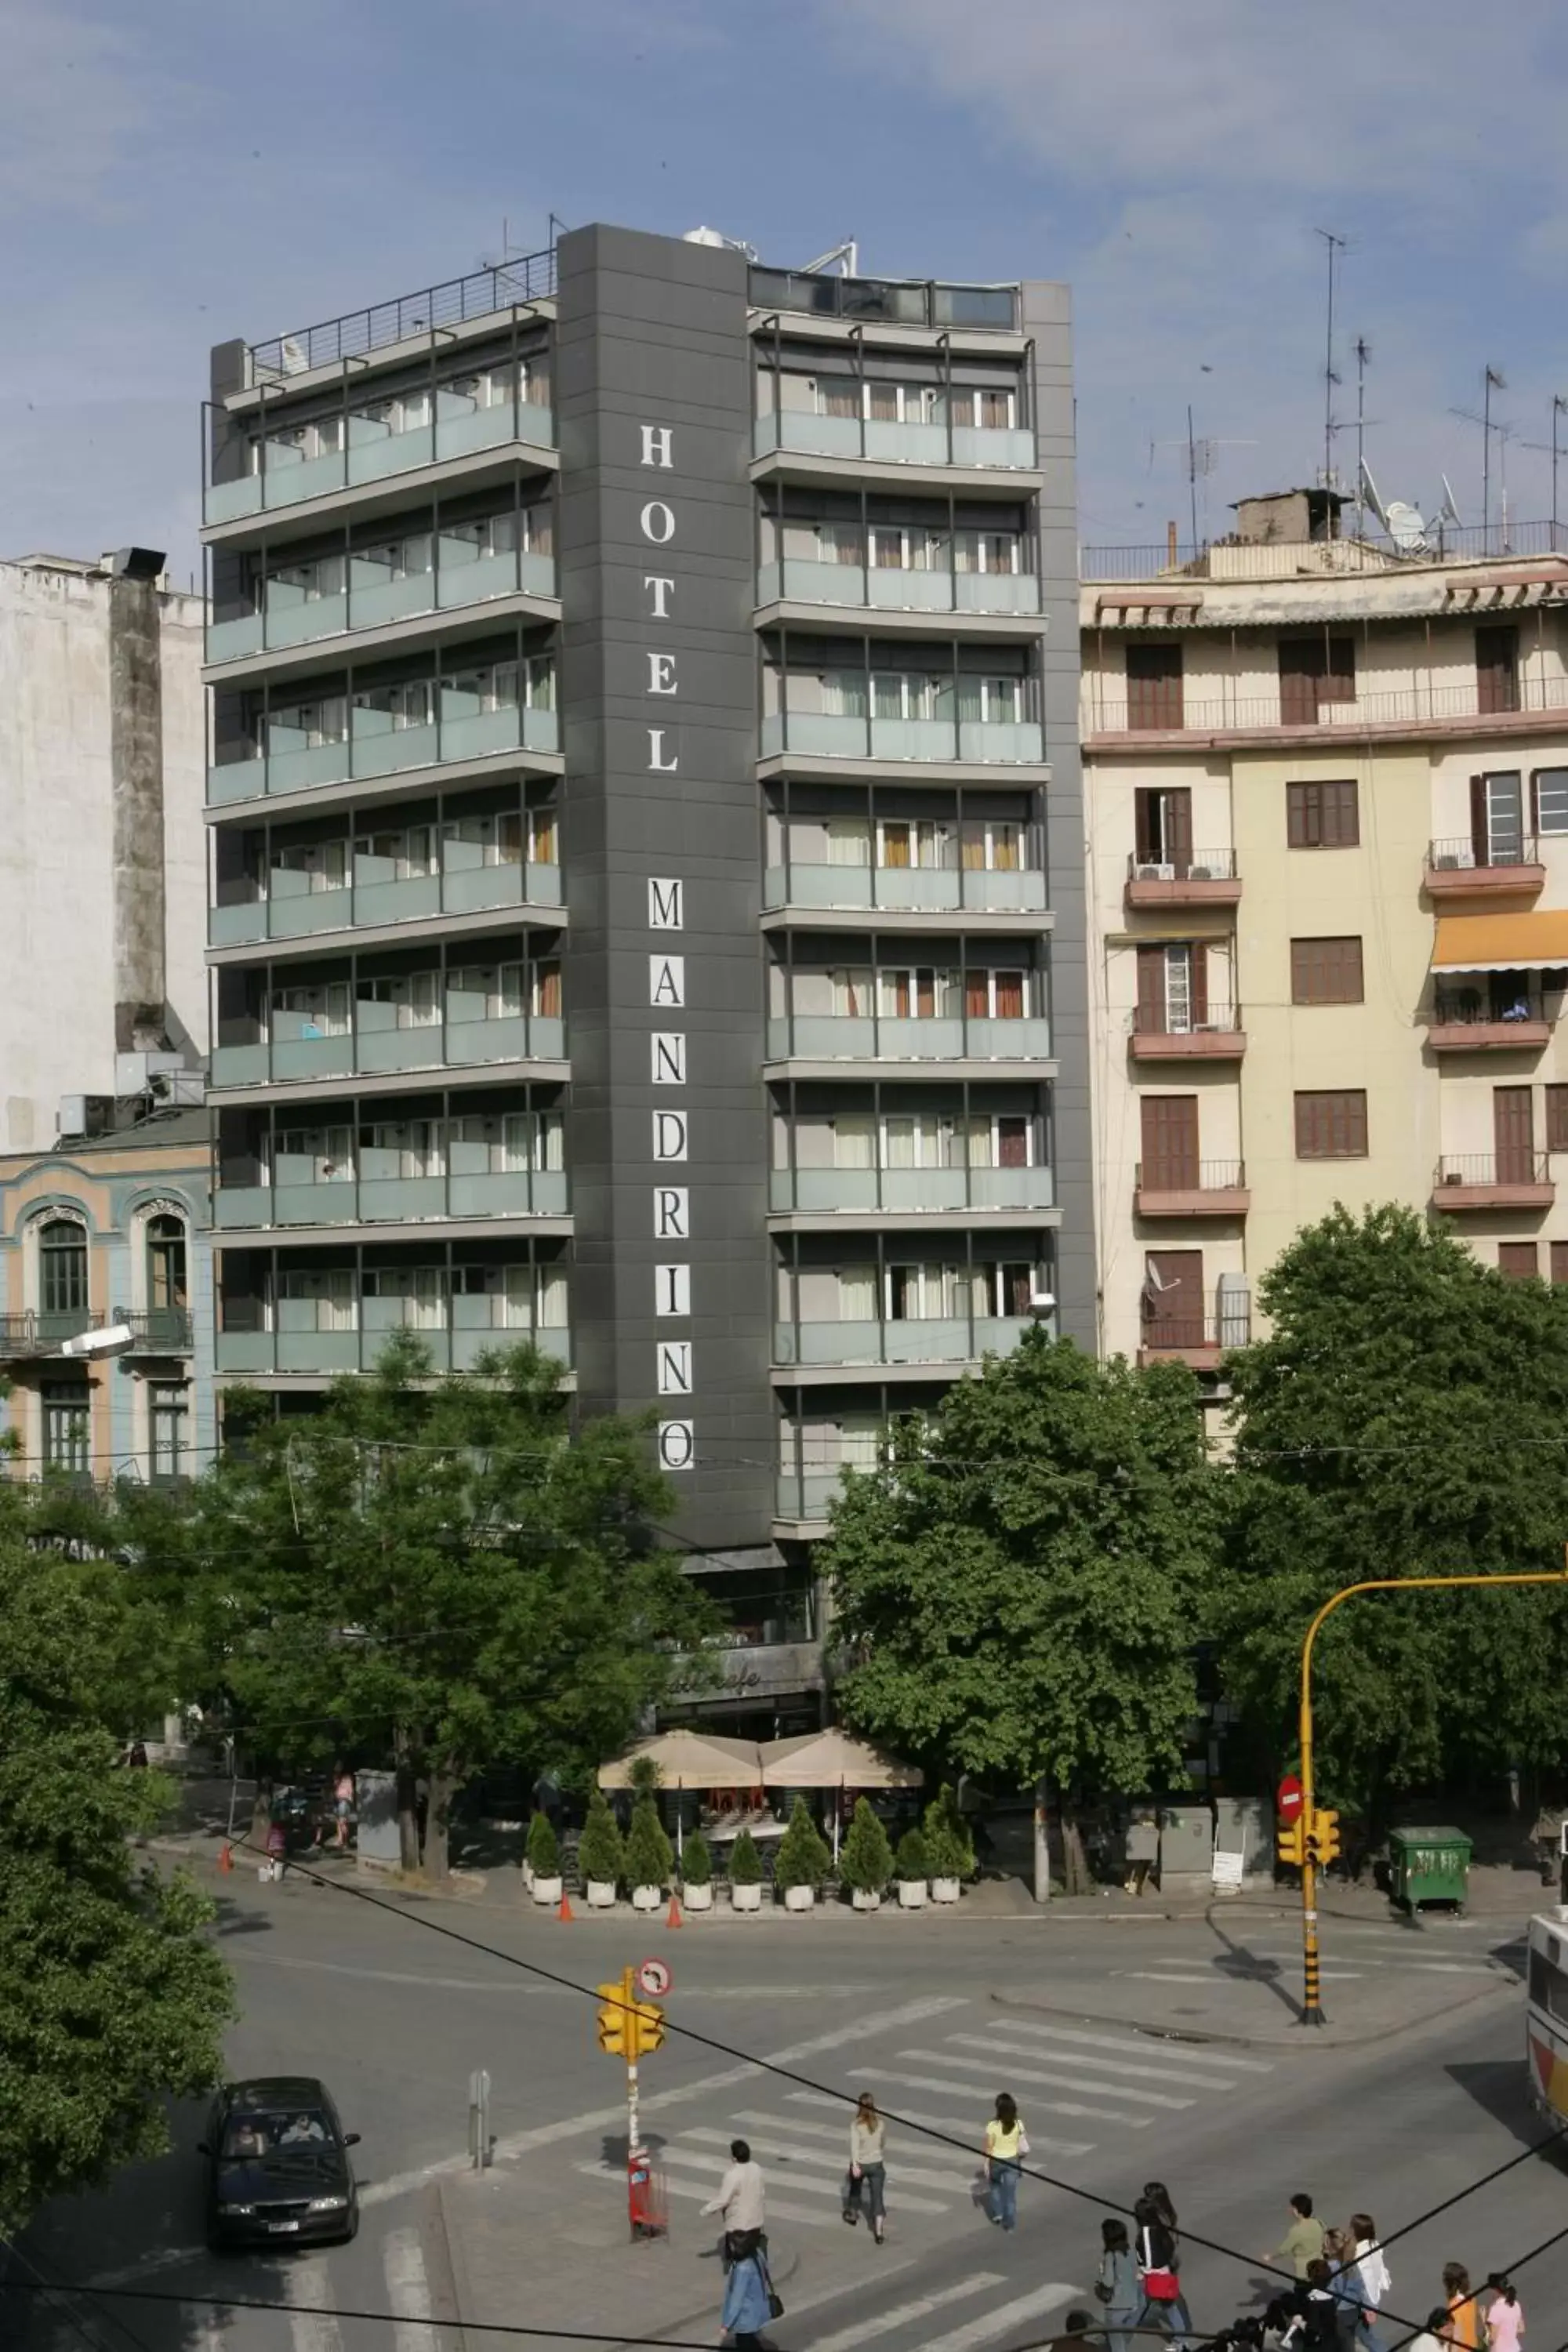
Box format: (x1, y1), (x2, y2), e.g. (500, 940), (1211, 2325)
(595, 1981), (666, 2059)
(1305, 1808), (1341, 1869)
(1276, 1817), (1305, 1868)
(597, 1980), (629, 2056)
(633, 1998), (666, 2054)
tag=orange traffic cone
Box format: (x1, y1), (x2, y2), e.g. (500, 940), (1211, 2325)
(557, 1890), (575, 1921)
(666, 1894), (683, 1928)
(219, 1843), (234, 1874)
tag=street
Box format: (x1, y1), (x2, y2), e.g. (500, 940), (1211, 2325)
(17, 1869), (1566, 2352)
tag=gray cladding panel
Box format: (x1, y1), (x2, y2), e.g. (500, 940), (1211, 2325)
(557, 224), (774, 1548)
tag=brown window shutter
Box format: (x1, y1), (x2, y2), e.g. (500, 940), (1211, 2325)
(1552, 1241), (1568, 1287)
(1166, 789), (1193, 873)
(1547, 1084), (1568, 1152)
(1279, 641), (1316, 726)
(1190, 945), (1209, 1025)
(1136, 946), (1167, 1034)
(1142, 1094), (1199, 1188)
(1494, 1083), (1535, 1181)
(1499, 1242), (1540, 1280)
(1323, 637), (1356, 703)
(1143, 1249), (1203, 1345)
(1531, 769), (1542, 837)
(1134, 788), (1156, 866)
(1470, 775), (1488, 866)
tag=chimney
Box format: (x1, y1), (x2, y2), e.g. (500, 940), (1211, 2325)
(107, 550), (169, 1054)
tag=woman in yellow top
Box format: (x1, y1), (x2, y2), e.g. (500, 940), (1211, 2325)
(1445, 2263), (1483, 2352)
(982, 2092), (1026, 2233)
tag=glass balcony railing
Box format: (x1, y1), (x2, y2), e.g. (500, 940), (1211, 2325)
(768, 1164), (1054, 1215)
(757, 558), (1041, 618)
(210, 1007), (565, 1090)
(767, 1012), (1051, 1063)
(215, 1314), (572, 1376)
(773, 1314), (1032, 1367)
(205, 401), (557, 527)
(752, 415), (1037, 473)
(208, 703), (560, 808)
(214, 1167), (568, 1231)
(760, 711), (1044, 764)
(211, 858), (562, 948)
(763, 862), (1047, 915)
(207, 550), (558, 664)
(775, 1468), (848, 1521)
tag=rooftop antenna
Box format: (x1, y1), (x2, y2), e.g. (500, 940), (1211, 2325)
(1353, 337), (1371, 537)
(1451, 368), (1510, 550)
(1315, 229), (1348, 491)
(1151, 413), (1254, 555)
(1519, 394), (1568, 550)
(798, 238), (859, 276)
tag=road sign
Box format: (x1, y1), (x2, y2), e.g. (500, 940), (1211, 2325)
(1276, 1775), (1304, 1823)
(637, 1957), (672, 1998)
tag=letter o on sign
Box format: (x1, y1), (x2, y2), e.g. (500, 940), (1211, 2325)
(640, 500), (676, 545)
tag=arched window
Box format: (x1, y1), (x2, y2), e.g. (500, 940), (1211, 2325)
(147, 1214), (188, 1312)
(38, 1218), (88, 1322)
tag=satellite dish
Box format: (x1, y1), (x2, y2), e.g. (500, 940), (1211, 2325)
(1384, 499), (1429, 554)
(1142, 1262), (1180, 1296)
(1359, 459), (1390, 532)
(1434, 474), (1462, 530)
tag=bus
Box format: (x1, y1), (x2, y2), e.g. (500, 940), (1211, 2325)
(1526, 1912), (1568, 2125)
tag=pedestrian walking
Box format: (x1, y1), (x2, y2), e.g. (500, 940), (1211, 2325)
(1134, 2194), (1186, 2342)
(1124, 1807), (1159, 1894)
(719, 2238), (775, 2352)
(702, 2138), (766, 2249)
(1094, 2217), (1142, 2352)
(842, 2091), (886, 2244)
(1142, 2183), (1196, 2341)
(1484, 2276), (1524, 2352)
(1350, 2214), (1390, 2347)
(263, 1815), (287, 1882)
(1322, 2228), (1370, 2352)
(1408, 2311), (1457, 2352)
(332, 1766), (354, 1851)
(1265, 2192), (1326, 2281)
(982, 2092), (1026, 2232)
(1445, 2263), (1483, 2352)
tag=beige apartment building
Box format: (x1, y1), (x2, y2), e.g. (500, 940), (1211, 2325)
(1083, 489), (1568, 1370)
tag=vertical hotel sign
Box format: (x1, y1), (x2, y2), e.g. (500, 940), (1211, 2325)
(637, 424), (695, 1475)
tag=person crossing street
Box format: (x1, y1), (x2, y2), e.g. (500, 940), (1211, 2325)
(842, 2090), (887, 2244)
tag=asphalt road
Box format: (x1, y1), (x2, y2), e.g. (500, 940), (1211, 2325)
(15, 1872), (1566, 2352)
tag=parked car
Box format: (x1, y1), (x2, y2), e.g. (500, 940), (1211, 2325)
(199, 2075), (360, 2250)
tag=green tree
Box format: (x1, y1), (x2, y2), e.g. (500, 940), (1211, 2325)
(824, 1331), (1225, 1889)
(923, 1784), (975, 1880)
(180, 1337), (717, 1878)
(895, 1826), (929, 1883)
(623, 1797), (673, 1891)
(578, 1788), (625, 1887)
(839, 1796), (893, 1896)
(775, 1796), (830, 1893)
(1223, 1203), (1568, 1828)
(680, 1829), (713, 1888)
(728, 1828), (762, 1885)
(0, 1538), (234, 2231)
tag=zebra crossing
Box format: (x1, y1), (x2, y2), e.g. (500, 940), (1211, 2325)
(1119, 1919), (1520, 1989)
(574, 2003), (1272, 2229)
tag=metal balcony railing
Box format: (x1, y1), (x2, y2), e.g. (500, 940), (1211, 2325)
(1427, 836), (1542, 873)
(1430, 989), (1545, 1029)
(1142, 1309), (1251, 1352)
(1435, 1152), (1552, 1189)
(1130, 1004), (1241, 1037)
(1135, 1160), (1247, 1192)
(112, 1307), (195, 1354)
(0, 1308), (100, 1357)
(1089, 674), (1568, 737)
(1126, 849), (1238, 882)
(249, 251), (557, 379)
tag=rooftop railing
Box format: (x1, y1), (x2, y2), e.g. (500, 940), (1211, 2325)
(249, 250), (557, 381)
(1081, 520), (1568, 583)
(750, 269), (1018, 331)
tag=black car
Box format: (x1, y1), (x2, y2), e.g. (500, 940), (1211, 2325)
(199, 2076), (360, 2250)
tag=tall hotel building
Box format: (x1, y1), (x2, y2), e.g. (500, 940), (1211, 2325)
(201, 224), (1089, 1718)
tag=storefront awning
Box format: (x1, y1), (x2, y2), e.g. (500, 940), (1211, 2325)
(1432, 911), (1568, 974)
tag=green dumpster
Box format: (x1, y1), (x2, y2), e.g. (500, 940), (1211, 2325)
(1388, 1825), (1472, 1911)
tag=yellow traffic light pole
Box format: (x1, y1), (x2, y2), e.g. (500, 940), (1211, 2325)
(597, 1966), (666, 2176)
(1297, 1563), (1568, 2025)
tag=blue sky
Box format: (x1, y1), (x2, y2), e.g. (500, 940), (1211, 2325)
(5, 0), (1568, 579)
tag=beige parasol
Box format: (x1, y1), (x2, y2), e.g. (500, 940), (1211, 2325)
(597, 1727), (763, 1791)
(760, 1730), (923, 1860)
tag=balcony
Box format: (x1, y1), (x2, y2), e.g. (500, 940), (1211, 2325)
(216, 1312), (572, 1377)
(211, 857), (562, 950)
(764, 861), (1047, 919)
(210, 1005), (565, 1094)
(753, 414), (1037, 475)
(1138, 1308), (1250, 1371)
(1426, 989), (1550, 1053)
(760, 710), (1043, 767)
(1134, 1160), (1250, 1218)
(1083, 672), (1568, 747)
(208, 702), (560, 810)
(207, 549), (558, 666)
(766, 1012), (1051, 1067)
(114, 1307), (195, 1354)
(1129, 1007), (1246, 1061)
(0, 1308), (100, 1359)
(757, 557), (1040, 621)
(1425, 837), (1546, 899)
(216, 1166), (568, 1232)
(1431, 1152), (1555, 1211)
(1124, 851), (1241, 909)
(749, 268), (1019, 332)
(773, 1313), (1032, 1369)
(775, 1467), (848, 1524)
(769, 1163), (1054, 1217)
(205, 397), (556, 529)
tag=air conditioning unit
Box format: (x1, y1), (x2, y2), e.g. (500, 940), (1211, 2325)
(115, 1050), (185, 1095)
(1434, 853), (1465, 871)
(1187, 863), (1218, 881)
(1136, 862), (1176, 881)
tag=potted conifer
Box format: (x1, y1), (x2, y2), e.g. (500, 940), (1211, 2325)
(625, 1796), (673, 1912)
(579, 1789), (623, 1908)
(775, 1796), (830, 1912)
(728, 1828), (764, 1911)
(681, 1829), (714, 1911)
(925, 1784), (975, 1904)
(527, 1811), (563, 1907)
(895, 1826), (930, 1908)
(840, 1796), (894, 1912)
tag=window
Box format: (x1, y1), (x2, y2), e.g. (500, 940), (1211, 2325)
(1294, 1090), (1368, 1158)
(1494, 1084), (1537, 1183)
(147, 1215), (187, 1312)
(1279, 637), (1355, 724)
(1552, 1243), (1568, 1287)
(1287, 779), (1359, 848)
(1476, 624), (1520, 716)
(1140, 1095), (1200, 1189)
(1136, 944), (1207, 1036)
(1548, 1086), (1568, 1152)
(275, 1269), (357, 1330)
(1290, 937), (1364, 1005)
(149, 1382), (189, 1482)
(1143, 1249), (1204, 1348)
(1125, 644), (1184, 731)
(1134, 786), (1192, 872)
(1499, 1243), (1540, 1281)
(270, 980), (351, 1037)
(1535, 769), (1568, 836)
(41, 1381), (90, 1475)
(38, 1218), (88, 1316)
(960, 819), (1023, 871)
(1470, 772), (1526, 867)
(274, 838), (348, 893)
(274, 1124), (353, 1182)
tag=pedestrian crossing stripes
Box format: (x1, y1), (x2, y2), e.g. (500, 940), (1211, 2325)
(280, 2256), (343, 2352)
(782, 2087), (1094, 2160)
(804, 2273), (1006, 2352)
(383, 2225), (440, 2352)
(898, 2045), (1194, 2111)
(988, 2017), (1276, 2075)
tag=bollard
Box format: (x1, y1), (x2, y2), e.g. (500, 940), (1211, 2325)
(468, 2068), (492, 2169)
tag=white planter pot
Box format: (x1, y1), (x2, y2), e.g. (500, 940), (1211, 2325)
(851, 1888), (882, 1913)
(730, 1882), (763, 1912)
(631, 1883), (662, 1912)
(521, 1860), (534, 1890)
(931, 1875), (961, 1904)
(585, 1880), (617, 1908)
(782, 1884), (816, 1912)
(682, 1882), (714, 1911)
(898, 1879), (927, 1909)
(532, 1875), (563, 1906)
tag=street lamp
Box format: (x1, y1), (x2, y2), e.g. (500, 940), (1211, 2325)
(1297, 1558), (1568, 2024)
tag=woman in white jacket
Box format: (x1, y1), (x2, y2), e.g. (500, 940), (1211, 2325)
(843, 2092), (887, 2244)
(1352, 2213), (1391, 2345)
